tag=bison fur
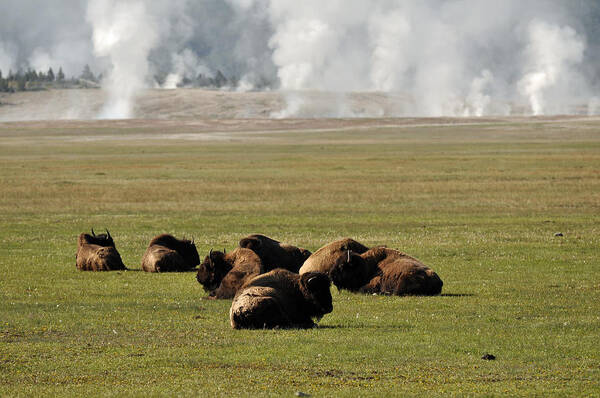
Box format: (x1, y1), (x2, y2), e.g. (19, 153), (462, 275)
(196, 247), (264, 299)
(238, 234), (311, 273)
(230, 269), (333, 329)
(141, 234), (200, 272)
(76, 229), (127, 271)
(358, 247), (443, 296)
(299, 238), (370, 290)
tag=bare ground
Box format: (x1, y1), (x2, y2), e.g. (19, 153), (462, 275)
(0, 88), (532, 122)
(2, 88), (600, 147)
(0, 88), (398, 121)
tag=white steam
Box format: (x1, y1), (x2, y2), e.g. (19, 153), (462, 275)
(161, 49), (212, 89)
(463, 70), (494, 117)
(518, 20), (585, 115)
(0, 41), (17, 74)
(238, 0), (596, 117)
(1, 0), (600, 120)
(86, 0), (159, 119)
(368, 8), (411, 92)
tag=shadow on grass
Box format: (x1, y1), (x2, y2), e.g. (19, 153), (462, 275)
(119, 268), (198, 273)
(440, 293), (475, 297)
(317, 324), (413, 331)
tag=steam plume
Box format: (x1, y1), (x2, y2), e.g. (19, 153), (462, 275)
(0, 0), (600, 120)
(518, 20), (585, 115)
(86, 0), (159, 119)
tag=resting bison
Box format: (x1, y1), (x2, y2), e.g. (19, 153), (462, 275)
(76, 229), (127, 271)
(196, 247), (264, 299)
(141, 234), (200, 272)
(356, 247), (443, 296)
(239, 234), (311, 273)
(299, 238), (370, 289)
(230, 269), (333, 329)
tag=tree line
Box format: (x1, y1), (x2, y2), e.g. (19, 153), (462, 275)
(1, 64), (272, 93)
(0, 65), (100, 93)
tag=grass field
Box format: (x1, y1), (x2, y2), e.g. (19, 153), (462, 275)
(1, 117), (599, 396)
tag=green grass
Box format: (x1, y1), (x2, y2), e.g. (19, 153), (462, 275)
(1, 118), (599, 396)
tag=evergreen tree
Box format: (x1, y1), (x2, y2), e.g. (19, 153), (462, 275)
(25, 68), (37, 82)
(80, 64), (96, 81)
(57, 67), (65, 82)
(17, 74), (26, 91)
(214, 70), (227, 87)
(47, 67), (55, 82)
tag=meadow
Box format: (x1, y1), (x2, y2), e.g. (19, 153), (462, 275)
(1, 117), (599, 396)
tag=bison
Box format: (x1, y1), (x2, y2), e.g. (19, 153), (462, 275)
(76, 229), (127, 271)
(230, 269), (333, 329)
(356, 247), (443, 296)
(238, 234), (312, 273)
(141, 234), (200, 272)
(196, 247), (264, 299)
(299, 238), (370, 290)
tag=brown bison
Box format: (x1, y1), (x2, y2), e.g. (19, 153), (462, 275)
(239, 234), (311, 273)
(76, 229), (127, 271)
(299, 238), (370, 290)
(356, 247), (443, 296)
(230, 269), (333, 329)
(196, 247), (264, 299)
(141, 234), (200, 272)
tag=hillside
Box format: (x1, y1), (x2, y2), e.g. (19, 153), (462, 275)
(0, 88), (508, 121)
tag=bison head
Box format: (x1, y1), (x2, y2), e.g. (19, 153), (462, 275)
(239, 235), (263, 255)
(296, 247), (312, 263)
(196, 249), (232, 292)
(179, 237), (200, 267)
(88, 228), (115, 247)
(329, 250), (370, 291)
(300, 272), (333, 318)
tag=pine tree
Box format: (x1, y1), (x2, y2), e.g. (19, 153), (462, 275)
(17, 74), (26, 91)
(47, 67), (55, 82)
(214, 70), (227, 87)
(80, 64), (95, 82)
(57, 67), (65, 82)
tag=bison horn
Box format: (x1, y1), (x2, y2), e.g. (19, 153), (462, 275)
(307, 275), (324, 291)
(91, 228), (96, 236)
(223, 248), (226, 254)
(106, 229), (111, 239)
(347, 249), (351, 263)
(191, 237), (195, 244)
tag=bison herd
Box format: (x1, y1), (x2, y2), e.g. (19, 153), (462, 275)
(76, 231), (443, 329)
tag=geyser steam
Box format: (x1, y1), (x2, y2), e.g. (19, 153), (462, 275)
(86, 0), (158, 119)
(518, 20), (585, 115)
(1, 0), (600, 120)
